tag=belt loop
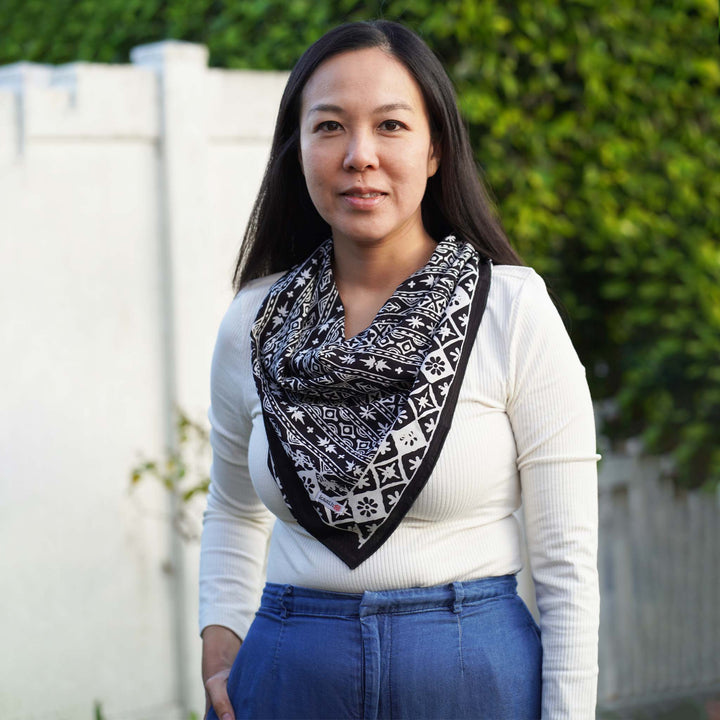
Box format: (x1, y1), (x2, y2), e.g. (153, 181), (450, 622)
(280, 585), (293, 619)
(451, 582), (464, 614)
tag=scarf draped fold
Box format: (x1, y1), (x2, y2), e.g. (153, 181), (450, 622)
(251, 236), (491, 569)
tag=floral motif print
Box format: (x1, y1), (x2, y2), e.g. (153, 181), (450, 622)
(252, 236), (490, 568)
(356, 496), (379, 517)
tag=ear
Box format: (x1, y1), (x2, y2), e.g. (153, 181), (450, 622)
(298, 144), (305, 176)
(427, 140), (440, 178)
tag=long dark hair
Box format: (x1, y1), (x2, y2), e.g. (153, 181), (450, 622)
(233, 20), (521, 290)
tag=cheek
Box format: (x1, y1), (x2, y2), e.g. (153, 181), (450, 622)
(397, 157), (433, 202)
(300, 160), (336, 221)
(302, 163), (329, 204)
(300, 146), (333, 191)
(391, 142), (435, 183)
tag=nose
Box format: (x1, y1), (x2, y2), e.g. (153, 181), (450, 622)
(342, 131), (378, 172)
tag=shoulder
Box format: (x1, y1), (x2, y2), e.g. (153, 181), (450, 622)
(211, 273), (285, 418)
(489, 264), (546, 298)
(485, 264), (578, 367)
(212, 272), (284, 380)
(216, 273), (285, 353)
(487, 264), (554, 325)
(228, 272), (285, 327)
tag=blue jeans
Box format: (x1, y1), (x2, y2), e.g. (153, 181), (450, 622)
(212, 575), (541, 719)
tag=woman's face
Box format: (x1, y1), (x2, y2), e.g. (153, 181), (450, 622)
(299, 47), (440, 251)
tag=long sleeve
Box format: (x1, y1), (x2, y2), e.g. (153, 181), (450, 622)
(198, 280), (277, 640)
(505, 270), (600, 719)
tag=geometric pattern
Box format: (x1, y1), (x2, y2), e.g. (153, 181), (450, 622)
(251, 236), (491, 568)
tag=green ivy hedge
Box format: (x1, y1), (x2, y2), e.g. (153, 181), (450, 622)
(3, 0), (719, 489)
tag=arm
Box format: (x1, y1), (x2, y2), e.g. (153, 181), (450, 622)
(199, 288), (276, 718)
(505, 271), (600, 720)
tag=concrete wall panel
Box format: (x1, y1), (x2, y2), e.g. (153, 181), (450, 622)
(0, 43), (287, 720)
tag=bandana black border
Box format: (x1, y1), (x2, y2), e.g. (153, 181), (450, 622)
(254, 244), (492, 568)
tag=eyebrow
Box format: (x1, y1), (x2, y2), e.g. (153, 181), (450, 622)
(307, 102), (415, 115)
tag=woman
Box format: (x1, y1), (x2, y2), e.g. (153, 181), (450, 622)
(200, 20), (599, 720)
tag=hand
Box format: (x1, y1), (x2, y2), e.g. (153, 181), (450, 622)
(202, 625), (242, 720)
(204, 666), (233, 720)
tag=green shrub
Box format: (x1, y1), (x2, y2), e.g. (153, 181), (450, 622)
(3, 0), (718, 488)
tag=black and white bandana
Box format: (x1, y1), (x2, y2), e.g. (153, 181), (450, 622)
(251, 236), (491, 568)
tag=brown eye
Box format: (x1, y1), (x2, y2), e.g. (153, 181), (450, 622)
(380, 120), (405, 132)
(318, 121), (342, 132)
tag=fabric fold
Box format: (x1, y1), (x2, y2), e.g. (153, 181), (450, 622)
(251, 236), (491, 568)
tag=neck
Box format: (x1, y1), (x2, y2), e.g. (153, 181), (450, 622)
(331, 229), (437, 339)
(332, 231), (437, 296)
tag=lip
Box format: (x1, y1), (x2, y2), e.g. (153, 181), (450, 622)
(340, 186), (387, 210)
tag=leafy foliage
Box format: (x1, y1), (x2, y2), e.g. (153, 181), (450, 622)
(130, 411), (210, 540)
(3, 0), (718, 488)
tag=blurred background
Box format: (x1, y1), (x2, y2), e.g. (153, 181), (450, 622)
(1, 1), (718, 718)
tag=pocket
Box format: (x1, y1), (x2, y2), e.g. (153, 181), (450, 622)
(456, 596), (542, 719)
(225, 612), (284, 712)
(513, 594), (542, 641)
(457, 594), (543, 680)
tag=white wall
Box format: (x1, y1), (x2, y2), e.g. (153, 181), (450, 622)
(0, 42), (288, 720)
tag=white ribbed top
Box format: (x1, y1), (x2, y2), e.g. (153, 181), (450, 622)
(199, 264), (600, 719)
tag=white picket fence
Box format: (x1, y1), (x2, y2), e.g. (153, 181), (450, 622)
(597, 450), (720, 711)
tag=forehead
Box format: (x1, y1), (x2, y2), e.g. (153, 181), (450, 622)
(300, 47), (426, 114)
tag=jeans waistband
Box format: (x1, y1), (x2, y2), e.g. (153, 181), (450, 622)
(259, 574), (517, 618)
